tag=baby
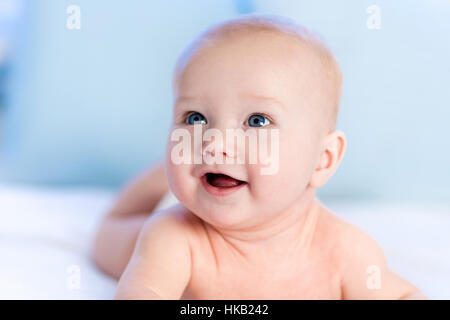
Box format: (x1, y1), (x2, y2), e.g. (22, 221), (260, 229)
(94, 14), (425, 299)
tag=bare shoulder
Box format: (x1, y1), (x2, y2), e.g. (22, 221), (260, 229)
(317, 204), (421, 299)
(137, 203), (204, 250)
(316, 205), (386, 268)
(117, 203), (202, 299)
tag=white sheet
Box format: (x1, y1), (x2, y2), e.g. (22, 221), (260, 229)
(0, 185), (117, 299)
(0, 184), (449, 299)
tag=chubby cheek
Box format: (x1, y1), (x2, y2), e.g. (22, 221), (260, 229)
(247, 133), (316, 209)
(164, 144), (196, 206)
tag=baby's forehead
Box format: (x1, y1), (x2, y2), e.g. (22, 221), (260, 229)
(174, 15), (342, 130)
(176, 19), (331, 77)
(204, 30), (321, 67)
(177, 29), (333, 95)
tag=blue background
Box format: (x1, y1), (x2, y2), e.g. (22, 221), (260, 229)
(0, 0), (449, 203)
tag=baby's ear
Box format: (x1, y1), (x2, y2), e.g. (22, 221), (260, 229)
(309, 130), (347, 188)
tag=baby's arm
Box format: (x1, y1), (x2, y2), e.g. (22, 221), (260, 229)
(339, 224), (427, 300)
(115, 209), (192, 300)
(93, 162), (168, 279)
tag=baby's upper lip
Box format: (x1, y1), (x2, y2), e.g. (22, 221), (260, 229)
(197, 168), (247, 183)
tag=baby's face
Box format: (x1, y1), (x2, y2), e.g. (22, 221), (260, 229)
(166, 32), (333, 229)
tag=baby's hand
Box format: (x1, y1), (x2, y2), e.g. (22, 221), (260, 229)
(114, 206), (192, 299)
(339, 223), (426, 299)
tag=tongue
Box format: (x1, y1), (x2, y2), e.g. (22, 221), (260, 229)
(209, 174), (241, 188)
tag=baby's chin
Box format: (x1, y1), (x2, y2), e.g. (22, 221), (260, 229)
(184, 195), (256, 229)
(171, 177), (284, 229)
(200, 205), (242, 228)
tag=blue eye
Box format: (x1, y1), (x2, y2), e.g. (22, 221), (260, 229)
(186, 112), (207, 125)
(247, 114), (271, 127)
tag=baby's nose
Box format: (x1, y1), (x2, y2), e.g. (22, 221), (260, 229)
(202, 132), (236, 162)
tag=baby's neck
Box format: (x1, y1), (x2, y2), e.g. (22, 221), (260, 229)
(205, 187), (322, 262)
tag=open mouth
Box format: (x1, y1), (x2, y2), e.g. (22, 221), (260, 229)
(205, 173), (246, 188)
(201, 172), (247, 196)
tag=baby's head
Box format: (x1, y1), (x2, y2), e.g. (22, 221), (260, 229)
(165, 14), (346, 229)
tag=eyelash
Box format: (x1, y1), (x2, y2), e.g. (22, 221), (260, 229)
(183, 111), (204, 124)
(182, 111), (274, 126)
(248, 113), (274, 126)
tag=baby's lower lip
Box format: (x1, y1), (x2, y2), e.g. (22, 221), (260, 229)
(200, 174), (247, 197)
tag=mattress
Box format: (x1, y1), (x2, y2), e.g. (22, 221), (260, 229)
(0, 184), (448, 299)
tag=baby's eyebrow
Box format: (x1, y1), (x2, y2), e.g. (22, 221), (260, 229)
(174, 96), (205, 108)
(240, 93), (286, 111)
(174, 93), (286, 111)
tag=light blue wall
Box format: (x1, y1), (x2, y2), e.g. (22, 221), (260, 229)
(1, 0), (449, 203)
(0, 0), (239, 187)
(252, 0), (450, 202)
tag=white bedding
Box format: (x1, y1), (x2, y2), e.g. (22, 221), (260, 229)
(0, 185), (117, 299)
(0, 184), (449, 299)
